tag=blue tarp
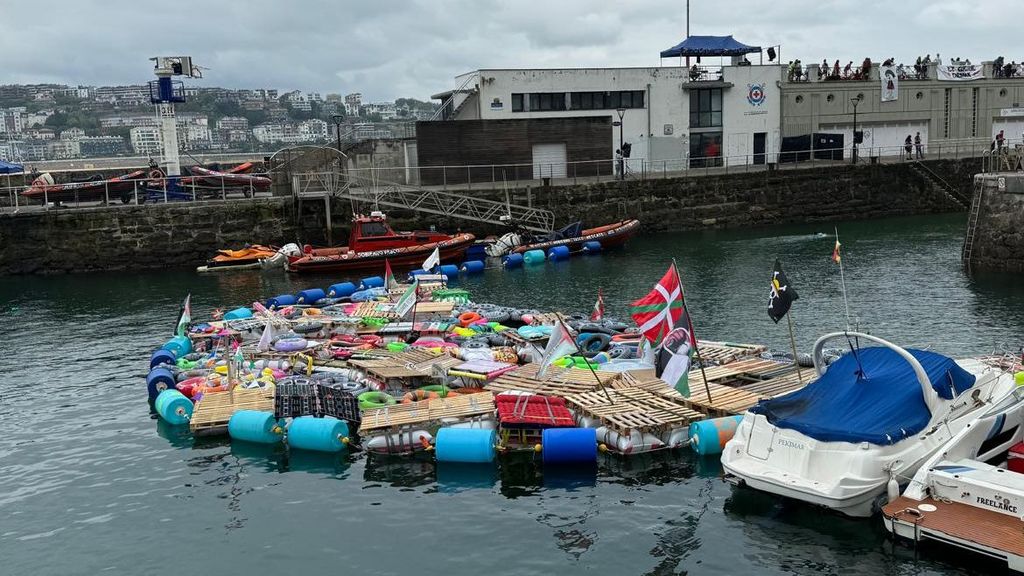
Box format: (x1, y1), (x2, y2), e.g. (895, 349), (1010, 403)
(0, 160), (23, 174)
(659, 35), (761, 58)
(750, 347), (976, 445)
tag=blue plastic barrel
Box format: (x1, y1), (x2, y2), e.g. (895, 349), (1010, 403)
(582, 241), (602, 254)
(542, 428), (597, 464)
(155, 389), (193, 425)
(409, 269), (430, 277)
(688, 416), (743, 456)
(267, 294), (297, 308)
(547, 245), (570, 261)
(327, 282), (357, 298)
(523, 249), (546, 265)
(150, 348), (176, 369)
(360, 276), (385, 289)
(162, 335), (192, 358)
(503, 253), (524, 269)
(223, 307), (253, 321)
(147, 367), (177, 401)
(435, 428), (496, 463)
(228, 410), (282, 444)
(296, 288), (326, 304)
(287, 417), (349, 453)
(438, 264), (460, 278)
(460, 260), (485, 274)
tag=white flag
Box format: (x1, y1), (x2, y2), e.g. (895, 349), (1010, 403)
(422, 246), (440, 272)
(537, 322), (577, 378)
(257, 320), (275, 352)
(394, 277), (419, 317)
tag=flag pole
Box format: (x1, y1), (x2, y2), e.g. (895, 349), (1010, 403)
(672, 259), (713, 404)
(557, 315), (615, 404)
(786, 310), (804, 384)
(835, 227), (851, 331)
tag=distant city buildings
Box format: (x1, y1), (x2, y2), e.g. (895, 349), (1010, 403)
(0, 81), (431, 160)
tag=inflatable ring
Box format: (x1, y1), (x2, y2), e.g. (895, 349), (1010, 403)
(579, 333), (612, 352)
(458, 312), (482, 327)
(358, 391), (397, 411)
(293, 321), (324, 334)
(463, 338), (490, 350)
(418, 384), (455, 398)
(274, 337), (308, 352)
(611, 333), (642, 343)
(401, 389), (440, 404)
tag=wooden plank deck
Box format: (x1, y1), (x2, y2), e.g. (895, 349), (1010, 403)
(565, 387), (704, 435)
(883, 496), (1024, 557)
(189, 387), (275, 436)
(358, 391), (496, 432)
(348, 348), (461, 381)
(484, 363), (621, 396)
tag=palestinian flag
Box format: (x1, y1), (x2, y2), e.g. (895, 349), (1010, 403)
(384, 259), (397, 290)
(630, 265), (688, 346)
(174, 294), (191, 337)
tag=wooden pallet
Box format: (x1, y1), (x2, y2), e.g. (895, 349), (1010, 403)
(484, 363), (620, 396)
(189, 386), (275, 436)
(359, 391), (496, 432)
(696, 341), (768, 364)
(349, 348), (461, 381)
(349, 301), (400, 319)
(530, 312), (567, 326)
(565, 387), (704, 435)
(613, 369), (686, 401)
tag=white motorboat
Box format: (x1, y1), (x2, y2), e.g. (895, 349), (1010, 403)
(883, 382), (1024, 571)
(721, 331), (1016, 517)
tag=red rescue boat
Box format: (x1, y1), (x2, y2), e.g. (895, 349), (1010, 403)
(511, 219), (640, 254)
(287, 213), (475, 274)
(184, 164), (271, 190)
(21, 168), (160, 203)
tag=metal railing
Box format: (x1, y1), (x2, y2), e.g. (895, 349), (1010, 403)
(1, 172), (273, 214)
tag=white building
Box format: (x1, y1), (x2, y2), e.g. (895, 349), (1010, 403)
(216, 116), (249, 131)
(47, 139), (81, 159)
(344, 93), (362, 116)
(283, 91), (312, 111)
(298, 118), (329, 141)
(0, 108), (26, 134)
(60, 127), (85, 140)
(364, 102), (398, 120)
(432, 61), (782, 168)
(130, 126), (162, 155)
(25, 110), (53, 128)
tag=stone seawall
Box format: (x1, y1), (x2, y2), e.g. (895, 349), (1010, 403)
(0, 159), (976, 275)
(966, 173), (1024, 272)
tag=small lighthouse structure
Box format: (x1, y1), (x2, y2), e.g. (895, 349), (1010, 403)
(148, 56), (201, 180)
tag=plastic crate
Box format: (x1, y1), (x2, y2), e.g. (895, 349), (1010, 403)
(315, 384), (362, 425)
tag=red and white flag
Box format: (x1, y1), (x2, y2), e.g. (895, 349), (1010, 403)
(630, 265), (692, 347)
(590, 288), (605, 321)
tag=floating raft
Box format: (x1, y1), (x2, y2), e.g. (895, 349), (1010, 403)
(189, 387), (275, 436)
(565, 387), (704, 435)
(694, 340), (768, 364)
(359, 391), (496, 433)
(683, 359), (807, 416)
(349, 348), (462, 381)
(485, 362), (622, 396)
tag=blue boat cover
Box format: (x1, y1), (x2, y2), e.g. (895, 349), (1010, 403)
(750, 347), (976, 445)
(0, 160), (23, 174)
(660, 35), (762, 58)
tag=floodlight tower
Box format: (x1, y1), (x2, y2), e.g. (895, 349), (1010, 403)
(148, 56), (202, 180)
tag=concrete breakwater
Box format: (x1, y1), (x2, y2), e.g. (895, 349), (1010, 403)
(965, 172), (1024, 272)
(0, 159), (977, 275)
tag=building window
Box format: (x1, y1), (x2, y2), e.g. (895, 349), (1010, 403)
(511, 93), (524, 112)
(528, 92), (566, 112)
(568, 91), (645, 111)
(689, 88), (722, 128)
(690, 132), (723, 167)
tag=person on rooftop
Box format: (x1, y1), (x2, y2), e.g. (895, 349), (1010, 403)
(935, 53), (942, 66)
(843, 61), (853, 79)
(833, 59), (841, 79)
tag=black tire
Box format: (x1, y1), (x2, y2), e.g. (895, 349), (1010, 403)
(579, 333), (611, 352)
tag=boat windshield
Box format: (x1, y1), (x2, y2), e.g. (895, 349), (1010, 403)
(360, 221), (389, 237)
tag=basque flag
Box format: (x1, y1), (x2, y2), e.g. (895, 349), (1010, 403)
(590, 288), (605, 321)
(767, 259), (798, 323)
(630, 264), (691, 347)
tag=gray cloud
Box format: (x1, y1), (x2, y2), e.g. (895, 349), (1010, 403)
(0, 0), (1013, 101)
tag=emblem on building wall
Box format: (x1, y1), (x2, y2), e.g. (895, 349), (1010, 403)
(747, 84), (766, 107)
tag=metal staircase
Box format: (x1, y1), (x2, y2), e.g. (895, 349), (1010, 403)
(961, 178), (985, 269)
(431, 73), (479, 121)
(292, 170), (555, 233)
(909, 160), (969, 208)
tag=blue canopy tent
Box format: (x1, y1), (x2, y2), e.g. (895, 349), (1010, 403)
(659, 35), (762, 59)
(0, 160), (23, 174)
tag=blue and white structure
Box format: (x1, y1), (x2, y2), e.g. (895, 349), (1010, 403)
(148, 56), (202, 178)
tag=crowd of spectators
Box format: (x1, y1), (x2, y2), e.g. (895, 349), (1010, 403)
(993, 56), (1024, 78)
(784, 52), (1024, 82)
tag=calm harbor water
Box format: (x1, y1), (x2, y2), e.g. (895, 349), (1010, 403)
(1, 213), (1020, 576)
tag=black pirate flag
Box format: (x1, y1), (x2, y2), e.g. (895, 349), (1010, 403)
(767, 259), (798, 323)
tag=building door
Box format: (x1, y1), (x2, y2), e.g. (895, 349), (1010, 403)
(532, 143), (567, 179)
(753, 132), (767, 165)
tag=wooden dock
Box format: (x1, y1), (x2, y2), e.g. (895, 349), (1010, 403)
(484, 363), (621, 396)
(564, 387), (704, 435)
(359, 391), (496, 433)
(683, 359), (807, 416)
(348, 348), (462, 381)
(189, 386), (275, 436)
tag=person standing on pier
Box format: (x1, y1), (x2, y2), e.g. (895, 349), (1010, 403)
(904, 135), (913, 160)
(914, 132), (923, 159)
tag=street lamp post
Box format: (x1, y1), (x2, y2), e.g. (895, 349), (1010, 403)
(331, 114), (344, 151)
(616, 107), (625, 180)
(850, 98), (859, 165)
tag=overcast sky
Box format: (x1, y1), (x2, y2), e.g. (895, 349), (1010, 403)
(0, 0), (1010, 102)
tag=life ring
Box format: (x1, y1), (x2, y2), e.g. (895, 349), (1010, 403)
(358, 391), (396, 411)
(274, 337), (308, 352)
(458, 312), (482, 327)
(611, 333), (642, 343)
(418, 384), (456, 398)
(579, 333), (611, 352)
